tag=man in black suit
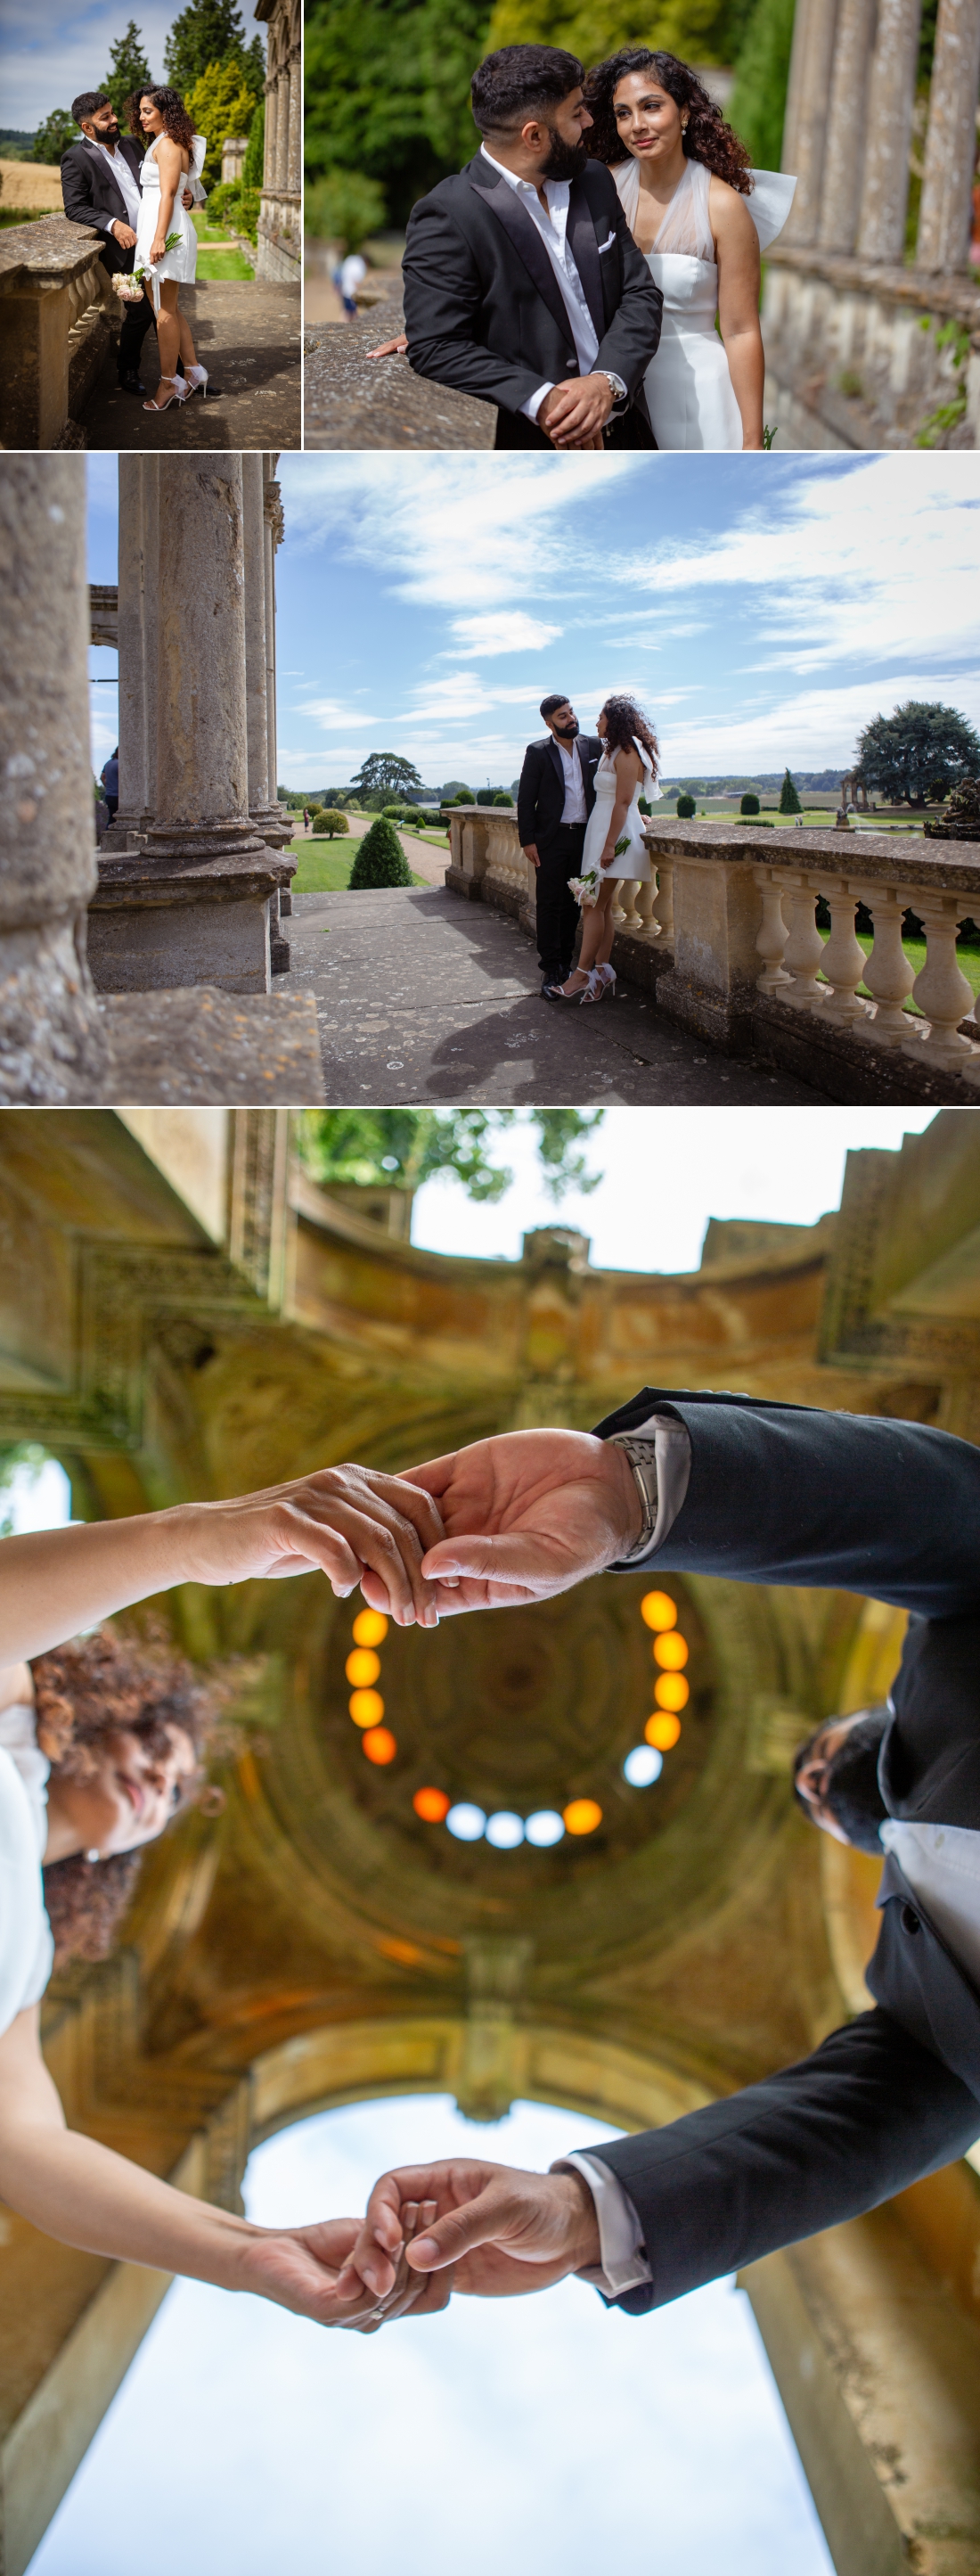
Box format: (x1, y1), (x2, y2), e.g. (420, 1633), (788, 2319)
(517, 695), (600, 994)
(61, 91), (191, 395)
(334, 1392), (980, 2326)
(401, 45), (663, 451)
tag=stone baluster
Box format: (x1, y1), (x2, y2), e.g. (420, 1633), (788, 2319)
(917, 0), (980, 270)
(753, 869), (791, 990)
(780, 874), (827, 1005)
(782, 0), (842, 246)
(115, 456), (159, 833)
(616, 879), (640, 929)
(820, 882), (872, 1022)
(818, 0), (878, 252)
(902, 894), (977, 1063)
(857, 0), (923, 263)
(649, 861), (674, 942)
(857, 888), (916, 1039)
(0, 455), (110, 1099)
(634, 878), (656, 934)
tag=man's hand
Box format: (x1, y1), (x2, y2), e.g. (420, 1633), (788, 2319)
(182, 186), (194, 209)
(110, 220), (137, 249)
(336, 2161), (600, 2308)
(521, 842), (541, 869)
(539, 374), (613, 449)
(390, 1428), (642, 1614)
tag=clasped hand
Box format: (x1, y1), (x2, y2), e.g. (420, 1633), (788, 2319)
(288, 2160), (600, 2332)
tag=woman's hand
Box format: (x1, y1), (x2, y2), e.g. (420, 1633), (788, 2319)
(0, 1464), (446, 1665)
(150, 233), (167, 264)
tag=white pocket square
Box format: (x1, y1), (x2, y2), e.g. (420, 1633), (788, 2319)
(598, 231), (617, 252)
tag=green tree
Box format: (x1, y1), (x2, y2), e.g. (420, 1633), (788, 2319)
(312, 808), (350, 837)
(727, 0), (795, 172)
(304, 0), (489, 226)
(295, 1109), (605, 1209)
(676, 793), (696, 816)
(186, 57), (260, 178)
(164, 0), (264, 98)
(739, 791), (760, 815)
(102, 21), (154, 119)
(33, 108), (78, 162)
(348, 816), (414, 886)
(306, 171), (386, 249)
(242, 94), (264, 186)
(352, 751), (423, 799)
(856, 702), (980, 809)
(779, 767), (801, 813)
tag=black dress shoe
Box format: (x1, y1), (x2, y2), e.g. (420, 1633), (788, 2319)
(118, 373), (146, 394)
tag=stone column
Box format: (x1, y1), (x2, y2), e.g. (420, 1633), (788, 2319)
(241, 452), (279, 835)
(782, 0), (841, 247)
(818, 0), (878, 252)
(917, 0), (980, 270)
(0, 455), (110, 1101)
(857, 0), (923, 263)
(263, 464), (282, 825)
(265, 77), (278, 202)
(287, 35), (302, 197)
(115, 457), (159, 833)
(277, 69), (290, 191)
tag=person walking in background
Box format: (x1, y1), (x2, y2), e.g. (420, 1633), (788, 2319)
(100, 750), (119, 821)
(334, 249), (367, 318)
(518, 696), (600, 994)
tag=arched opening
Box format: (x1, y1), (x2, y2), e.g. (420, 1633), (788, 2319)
(29, 2091), (832, 2576)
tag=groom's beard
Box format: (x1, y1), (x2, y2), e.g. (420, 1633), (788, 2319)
(539, 126), (591, 183)
(552, 721), (579, 740)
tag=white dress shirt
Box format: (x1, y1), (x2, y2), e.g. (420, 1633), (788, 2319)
(556, 737), (587, 824)
(87, 136), (143, 235)
(478, 145), (624, 424)
(881, 1821), (980, 1990)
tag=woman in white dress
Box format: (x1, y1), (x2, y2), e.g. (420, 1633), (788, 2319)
(130, 86), (209, 412)
(547, 695), (659, 1004)
(582, 50), (796, 451)
(0, 1465), (449, 2327)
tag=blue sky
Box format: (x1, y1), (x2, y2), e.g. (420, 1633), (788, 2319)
(29, 2097), (833, 2576)
(85, 452), (980, 795)
(0, 0), (261, 132)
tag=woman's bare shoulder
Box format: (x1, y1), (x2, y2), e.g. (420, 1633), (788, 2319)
(708, 175), (758, 244)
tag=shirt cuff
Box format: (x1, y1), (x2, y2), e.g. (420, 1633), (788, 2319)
(552, 2152), (651, 2297)
(97, 212), (115, 232)
(521, 381), (553, 423)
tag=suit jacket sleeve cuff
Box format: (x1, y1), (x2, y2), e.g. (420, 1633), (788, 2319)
(552, 2153), (652, 2295)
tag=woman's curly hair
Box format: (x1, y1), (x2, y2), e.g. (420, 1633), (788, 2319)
(127, 85), (196, 156)
(600, 695), (660, 773)
(34, 1626), (219, 1966)
(583, 50), (753, 196)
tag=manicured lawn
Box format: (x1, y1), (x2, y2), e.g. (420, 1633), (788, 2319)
(192, 208), (254, 279)
(287, 837), (428, 891)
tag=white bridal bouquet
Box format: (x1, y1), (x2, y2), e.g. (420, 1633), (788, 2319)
(568, 833), (631, 910)
(111, 231), (182, 300)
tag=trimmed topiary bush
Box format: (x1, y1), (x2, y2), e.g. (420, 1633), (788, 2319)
(779, 767), (802, 814)
(348, 816), (413, 889)
(492, 792), (514, 806)
(740, 792), (760, 815)
(312, 808), (349, 839)
(676, 793), (696, 817)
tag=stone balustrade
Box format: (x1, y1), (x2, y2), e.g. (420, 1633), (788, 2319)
(442, 807), (980, 1101)
(0, 218), (119, 449)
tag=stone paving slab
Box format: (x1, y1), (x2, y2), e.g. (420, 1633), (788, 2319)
(277, 887), (830, 1106)
(303, 300), (494, 450)
(81, 282), (301, 450)
(100, 986), (323, 1103)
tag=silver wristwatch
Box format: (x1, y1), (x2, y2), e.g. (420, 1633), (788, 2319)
(606, 1432), (657, 1560)
(600, 370), (628, 409)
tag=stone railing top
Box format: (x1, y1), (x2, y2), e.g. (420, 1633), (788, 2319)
(641, 818), (980, 893)
(0, 215), (104, 290)
(765, 241), (980, 326)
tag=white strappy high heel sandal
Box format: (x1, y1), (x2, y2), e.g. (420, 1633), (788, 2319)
(143, 374), (190, 413)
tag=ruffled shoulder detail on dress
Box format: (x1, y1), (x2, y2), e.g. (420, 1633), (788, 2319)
(190, 132), (208, 182)
(745, 167), (796, 249)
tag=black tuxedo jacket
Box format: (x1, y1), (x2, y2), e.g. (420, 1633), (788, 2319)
(61, 137), (144, 272)
(517, 735), (600, 847)
(585, 1388), (980, 2314)
(402, 154), (663, 425)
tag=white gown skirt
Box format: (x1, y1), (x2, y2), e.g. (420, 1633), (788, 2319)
(582, 775), (652, 882)
(135, 138), (202, 308)
(642, 252), (743, 451)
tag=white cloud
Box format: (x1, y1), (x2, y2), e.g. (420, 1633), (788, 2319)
(301, 700), (379, 731)
(279, 452), (644, 610)
(450, 611), (562, 656)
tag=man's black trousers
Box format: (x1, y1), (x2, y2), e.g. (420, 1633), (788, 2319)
(535, 824), (585, 985)
(101, 250), (158, 380)
(494, 404), (656, 451)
